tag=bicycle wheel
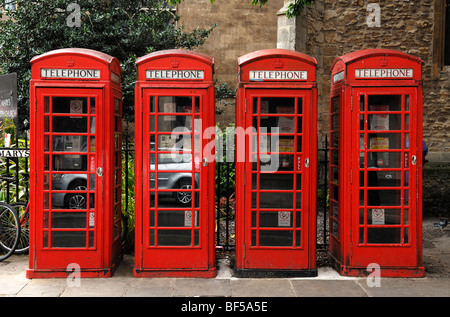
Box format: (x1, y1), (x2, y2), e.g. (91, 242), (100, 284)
(0, 202), (20, 261)
(10, 202), (29, 254)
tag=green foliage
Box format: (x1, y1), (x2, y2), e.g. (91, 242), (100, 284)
(215, 124), (235, 197)
(122, 148), (135, 253)
(214, 80), (236, 100)
(284, 0), (315, 18)
(0, 0), (214, 127)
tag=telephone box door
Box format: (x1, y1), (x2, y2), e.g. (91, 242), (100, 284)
(140, 88), (210, 270)
(35, 87), (103, 268)
(243, 89), (313, 270)
(352, 87), (419, 266)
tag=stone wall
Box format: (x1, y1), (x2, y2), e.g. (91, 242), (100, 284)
(178, 0), (449, 160)
(295, 0), (449, 154)
(423, 163), (450, 216)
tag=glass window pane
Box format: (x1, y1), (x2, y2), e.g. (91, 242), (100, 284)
(158, 96), (193, 113)
(258, 230), (293, 247)
(52, 97), (88, 114)
(367, 208), (402, 225)
(296, 174), (302, 190)
(332, 96), (340, 113)
(368, 95), (401, 112)
(51, 212), (86, 228)
(367, 190), (401, 206)
(52, 136), (87, 152)
(157, 229), (192, 246)
(157, 210), (198, 227)
(256, 211), (293, 228)
(157, 115), (194, 132)
(53, 155), (87, 171)
(295, 230), (301, 247)
(367, 228), (401, 244)
(44, 96), (50, 113)
(297, 117), (303, 133)
(53, 117), (88, 133)
(359, 95), (365, 112)
(157, 191), (194, 208)
(253, 173), (294, 190)
(259, 192), (293, 209)
(150, 96), (155, 112)
(44, 116), (49, 132)
(260, 97), (295, 114)
(51, 231), (86, 248)
(368, 152), (402, 168)
(90, 97), (96, 114)
(297, 98), (303, 114)
(368, 133), (402, 150)
(332, 220), (339, 238)
(367, 171), (402, 187)
(253, 98), (258, 114)
(52, 191), (87, 210)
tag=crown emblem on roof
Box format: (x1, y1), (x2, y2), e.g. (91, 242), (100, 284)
(171, 58), (180, 68)
(66, 58), (75, 67)
(380, 56), (388, 67)
(273, 59), (285, 69)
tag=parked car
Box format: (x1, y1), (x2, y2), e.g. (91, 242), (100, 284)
(51, 173), (88, 209)
(150, 148), (199, 206)
(51, 147), (198, 209)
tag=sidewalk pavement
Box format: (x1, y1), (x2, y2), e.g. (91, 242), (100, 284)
(0, 253), (449, 298)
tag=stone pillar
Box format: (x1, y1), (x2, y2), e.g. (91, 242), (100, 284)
(277, 0), (296, 50)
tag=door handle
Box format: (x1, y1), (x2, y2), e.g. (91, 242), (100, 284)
(411, 155), (417, 166)
(305, 158), (310, 168)
(202, 157), (208, 167)
(96, 167), (103, 177)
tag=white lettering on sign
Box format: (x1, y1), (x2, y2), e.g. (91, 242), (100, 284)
(146, 70), (204, 80)
(333, 71), (345, 83)
(355, 68), (413, 79)
(41, 68), (101, 79)
(0, 149), (30, 158)
(249, 70), (307, 81)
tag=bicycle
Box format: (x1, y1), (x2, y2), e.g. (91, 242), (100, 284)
(0, 201), (20, 261)
(10, 200), (29, 254)
(0, 174), (29, 255)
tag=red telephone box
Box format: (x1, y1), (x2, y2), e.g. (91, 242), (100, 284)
(134, 49), (216, 277)
(329, 49), (425, 277)
(235, 49), (318, 277)
(28, 48), (123, 278)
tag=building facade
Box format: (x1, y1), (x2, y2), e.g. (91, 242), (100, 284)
(178, 0), (450, 164)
